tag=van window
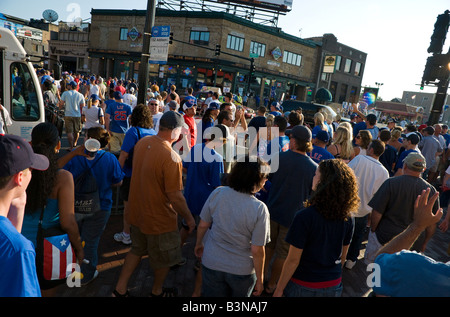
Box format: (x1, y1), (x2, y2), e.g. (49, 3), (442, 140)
(11, 62), (40, 121)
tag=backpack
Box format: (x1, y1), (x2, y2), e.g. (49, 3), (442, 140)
(74, 152), (104, 214)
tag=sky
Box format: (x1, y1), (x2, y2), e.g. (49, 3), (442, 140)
(2, 0), (449, 101)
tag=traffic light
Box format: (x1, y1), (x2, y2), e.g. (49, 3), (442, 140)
(169, 32), (174, 45)
(427, 10), (450, 54)
(421, 54), (450, 85)
(215, 44), (221, 56)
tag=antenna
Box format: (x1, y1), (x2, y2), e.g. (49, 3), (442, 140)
(42, 9), (59, 23)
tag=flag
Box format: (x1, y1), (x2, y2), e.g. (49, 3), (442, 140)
(42, 233), (76, 280)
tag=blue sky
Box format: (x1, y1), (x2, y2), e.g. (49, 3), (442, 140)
(2, 0), (449, 101)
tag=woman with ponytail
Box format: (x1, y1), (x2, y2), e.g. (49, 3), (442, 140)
(21, 122), (84, 296)
(81, 94), (104, 135)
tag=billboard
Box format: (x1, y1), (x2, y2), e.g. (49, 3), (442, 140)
(217, 0), (293, 12)
(361, 87), (379, 106)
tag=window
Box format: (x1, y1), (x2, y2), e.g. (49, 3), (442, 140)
(354, 62), (362, 76)
(250, 41), (266, 57)
(10, 62), (41, 121)
(190, 31), (210, 45)
(226, 34), (244, 52)
(344, 59), (352, 73)
(119, 28), (128, 41)
(283, 51), (302, 66)
(335, 55), (341, 71)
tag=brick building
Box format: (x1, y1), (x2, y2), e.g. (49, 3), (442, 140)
(88, 8), (320, 102)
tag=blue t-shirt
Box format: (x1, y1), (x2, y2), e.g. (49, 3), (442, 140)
(374, 250), (450, 297)
(121, 126), (156, 177)
(0, 217), (41, 297)
(267, 151), (317, 228)
(352, 121), (367, 144)
(266, 135), (289, 156)
(285, 205), (354, 283)
(201, 119), (214, 143)
(311, 125), (331, 140)
(183, 143), (224, 215)
(106, 101), (133, 134)
(269, 111), (282, 117)
(248, 116), (266, 133)
(64, 150), (124, 211)
(395, 149), (418, 172)
(309, 145), (335, 163)
(379, 144), (398, 176)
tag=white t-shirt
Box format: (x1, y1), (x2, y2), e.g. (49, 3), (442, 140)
(123, 93), (137, 109)
(152, 112), (163, 133)
(89, 84), (100, 97)
(82, 105), (104, 130)
(348, 155), (389, 217)
(0, 106), (12, 134)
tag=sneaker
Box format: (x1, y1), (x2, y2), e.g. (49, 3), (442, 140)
(114, 232), (132, 245)
(81, 270), (98, 286)
(345, 260), (356, 270)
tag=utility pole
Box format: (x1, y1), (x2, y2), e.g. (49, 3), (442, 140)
(137, 0), (156, 105)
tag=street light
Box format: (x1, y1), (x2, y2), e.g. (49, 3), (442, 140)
(375, 82), (384, 88)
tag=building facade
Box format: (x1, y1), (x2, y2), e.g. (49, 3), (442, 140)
(88, 8), (320, 102)
(402, 90), (450, 124)
(308, 33), (367, 104)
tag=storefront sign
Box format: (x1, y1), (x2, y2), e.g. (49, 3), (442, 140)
(149, 25), (171, 64)
(271, 47), (282, 60)
(323, 55), (336, 73)
(127, 27), (141, 41)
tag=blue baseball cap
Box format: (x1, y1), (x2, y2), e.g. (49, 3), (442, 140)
(208, 101), (220, 110)
(0, 134), (49, 177)
(114, 91), (123, 100)
(90, 94), (101, 101)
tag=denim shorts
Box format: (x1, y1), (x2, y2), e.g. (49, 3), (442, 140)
(201, 265), (256, 297)
(284, 280), (343, 297)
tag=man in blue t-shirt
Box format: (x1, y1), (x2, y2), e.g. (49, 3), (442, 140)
(266, 116), (289, 157)
(309, 130), (334, 163)
(180, 126), (225, 244)
(264, 125), (318, 294)
(393, 132), (421, 176)
(105, 91), (133, 153)
(0, 134), (50, 297)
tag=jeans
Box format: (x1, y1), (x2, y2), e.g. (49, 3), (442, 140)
(347, 215), (368, 262)
(201, 265), (257, 297)
(75, 209), (111, 282)
(284, 280), (343, 297)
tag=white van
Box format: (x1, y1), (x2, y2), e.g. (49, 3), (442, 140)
(0, 27), (45, 140)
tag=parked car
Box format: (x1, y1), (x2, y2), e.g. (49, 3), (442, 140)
(280, 100), (337, 127)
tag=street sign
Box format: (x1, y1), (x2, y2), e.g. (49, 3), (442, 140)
(149, 25), (170, 64)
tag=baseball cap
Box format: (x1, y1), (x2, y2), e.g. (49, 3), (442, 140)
(114, 91), (123, 100)
(403, 152), (426, 172)
(90, 94), (101, 101)
(69, 81), (77, 88)
(208, 101), (220, 110)
(0, 134), (49, 177)
(183, 98), (196, 110)
(418, 124), (428, 131)
(316, 130), (330, 143)
(285, 125), (312, 142)
(159, 111), (188, 130)
(406, 132), (420, 145)
(387, 118), (396, 123)
(168, 100), (179, 110)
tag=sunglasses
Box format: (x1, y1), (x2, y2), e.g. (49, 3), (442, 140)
(149, 103), (158, 106)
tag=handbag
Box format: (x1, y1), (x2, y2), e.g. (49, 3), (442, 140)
(35, 203), (77, 281)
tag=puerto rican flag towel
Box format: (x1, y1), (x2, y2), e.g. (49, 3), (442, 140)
(43, 234), (76, 280)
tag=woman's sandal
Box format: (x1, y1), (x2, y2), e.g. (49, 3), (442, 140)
(151, 287), (178, 297)
(112, 289), (131, 297)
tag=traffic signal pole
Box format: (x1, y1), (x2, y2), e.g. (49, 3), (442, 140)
(137, 0), (156, 105)
(422, 10), (450, 125)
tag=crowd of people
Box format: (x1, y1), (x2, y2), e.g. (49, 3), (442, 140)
(1, 70), (450, 298)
